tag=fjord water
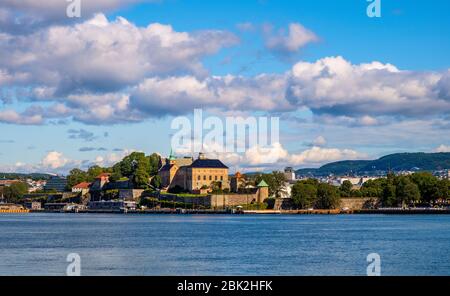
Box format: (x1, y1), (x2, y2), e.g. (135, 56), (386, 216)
(1, 213), (450, 275)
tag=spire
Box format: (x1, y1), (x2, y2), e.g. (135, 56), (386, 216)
(169, 149), (176, 161)
(257, 180), (269, 187)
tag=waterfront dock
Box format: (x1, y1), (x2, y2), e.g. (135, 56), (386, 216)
(355, 208), (450, 214)
(17, 207), (450, 215)
(0, 209), (30, 213)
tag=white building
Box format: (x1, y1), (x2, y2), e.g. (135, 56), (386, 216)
(284, 167), (296, 182)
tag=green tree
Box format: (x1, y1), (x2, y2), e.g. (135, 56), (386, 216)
(360, 179), (384, 198)
(396, 176), (420, 206)
(87, 165), (105, 182)
(410, 172), (439, 202)
(437, 179), (450, 200)
(381, 182), (397, 207)
(66, 168), (88, 189)
(340, 180), (353, 197)
(291, 182), (317, 209)
(113, 152), (151, 188)
(109, 163), (123, 182)
(150, 175), (162, 189)
(315, 183), (340, 209)
(255, 172), (287, 198)
(147, 153), (161, 176)
(3, 182), (29, 203)
(134, 163), (150, 189)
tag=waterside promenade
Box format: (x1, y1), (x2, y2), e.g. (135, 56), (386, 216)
(11, 207), (450, 215)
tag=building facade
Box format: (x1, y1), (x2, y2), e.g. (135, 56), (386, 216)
(159, 152), (229, 192)
(72, 182), (91, 195)
(44, 176), (67, 192)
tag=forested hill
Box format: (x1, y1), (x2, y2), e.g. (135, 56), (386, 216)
(296, 152), (450, 176)
(0, 173), (53, 180)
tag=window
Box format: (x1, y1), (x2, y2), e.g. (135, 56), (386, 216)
(198, 175), (201, 181)
(209, 176), (212, 181)
(215, 176), (218, 181)
(203, 175), (206, 180)
(220, 176), (223, 181)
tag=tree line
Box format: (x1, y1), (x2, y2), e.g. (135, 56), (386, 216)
(359, 172), (449, 206)
(291, 179), (341, 209)
(292, 172), (449, 209)
(66, 152), (162, 190)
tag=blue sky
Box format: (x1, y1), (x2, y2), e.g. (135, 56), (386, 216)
(0, 0), (449, 173)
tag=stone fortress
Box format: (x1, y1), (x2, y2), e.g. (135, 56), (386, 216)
(159, 152), (230, 193)
(158, 152), (269, 208)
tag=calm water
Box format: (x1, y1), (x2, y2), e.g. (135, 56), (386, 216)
(1, 213), (450, 275)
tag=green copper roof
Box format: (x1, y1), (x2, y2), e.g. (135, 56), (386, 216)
(257, 180), (269, 187)
(168, 149), (176, 160)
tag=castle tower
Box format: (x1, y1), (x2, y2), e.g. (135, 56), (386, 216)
(168, 149), (176, 165)
(257, 180), (269, 203)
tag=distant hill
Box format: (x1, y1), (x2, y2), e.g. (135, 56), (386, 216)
(0, 173), (53, 180)
(296, 152), (450, 177)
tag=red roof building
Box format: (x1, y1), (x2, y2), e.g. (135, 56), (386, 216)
(72, 182), (91, 193)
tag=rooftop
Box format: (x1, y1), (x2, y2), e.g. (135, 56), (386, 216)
(96, 173), (111, 179)
(72, 182), (91, 189)
(190, 159), (228, 169)
(257, 180), (269, 187)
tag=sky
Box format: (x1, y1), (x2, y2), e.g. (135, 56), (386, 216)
(0, 0), (449, 174)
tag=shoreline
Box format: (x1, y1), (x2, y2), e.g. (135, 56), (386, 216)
(2, 208), (447, 215)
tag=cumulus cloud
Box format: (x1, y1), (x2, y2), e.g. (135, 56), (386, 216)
(41, 151), (72, 169)
(264, 23), (318, 55)
(308, 136), (327, 147)
(434, 144), (450, 153)
(131, 56), (450, 122)
(313, 114), (383, 127)
(1, 13), (449, 129)
(0, 0), (155, 34)
(0, 109), (44, 125)
(0, 14), (238, 96)
(287, 56), (450, 118)
(200, 142), (367, 171)
(0, 149), (136, 174)
(288, 146), (367, 166)
(90, 149), (135, 167)
(130, 74), (290, 116)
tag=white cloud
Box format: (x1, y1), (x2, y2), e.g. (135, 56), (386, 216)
(287, 56), (449, 118)
(0, 0), (155, 34)
(1, 18), (450, 129)
(41, 151), (71, 169)
(0, 109), (43, 125)
(0, 14), (238, 95)
(433, 144), (450, 153)
(91, 149), (135, 167)
(130, 74), (290, 116)
(312, 136), (327, 147)
(264, 23), (318, 54)
(201, 142), (367, 171)
(0, 149), (138, 174)
(288, 146), (367, 166)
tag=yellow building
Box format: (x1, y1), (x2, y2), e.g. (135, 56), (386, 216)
(159, 152), (229, 192)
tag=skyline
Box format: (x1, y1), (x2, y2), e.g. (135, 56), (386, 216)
(1, 0), (450, 174)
